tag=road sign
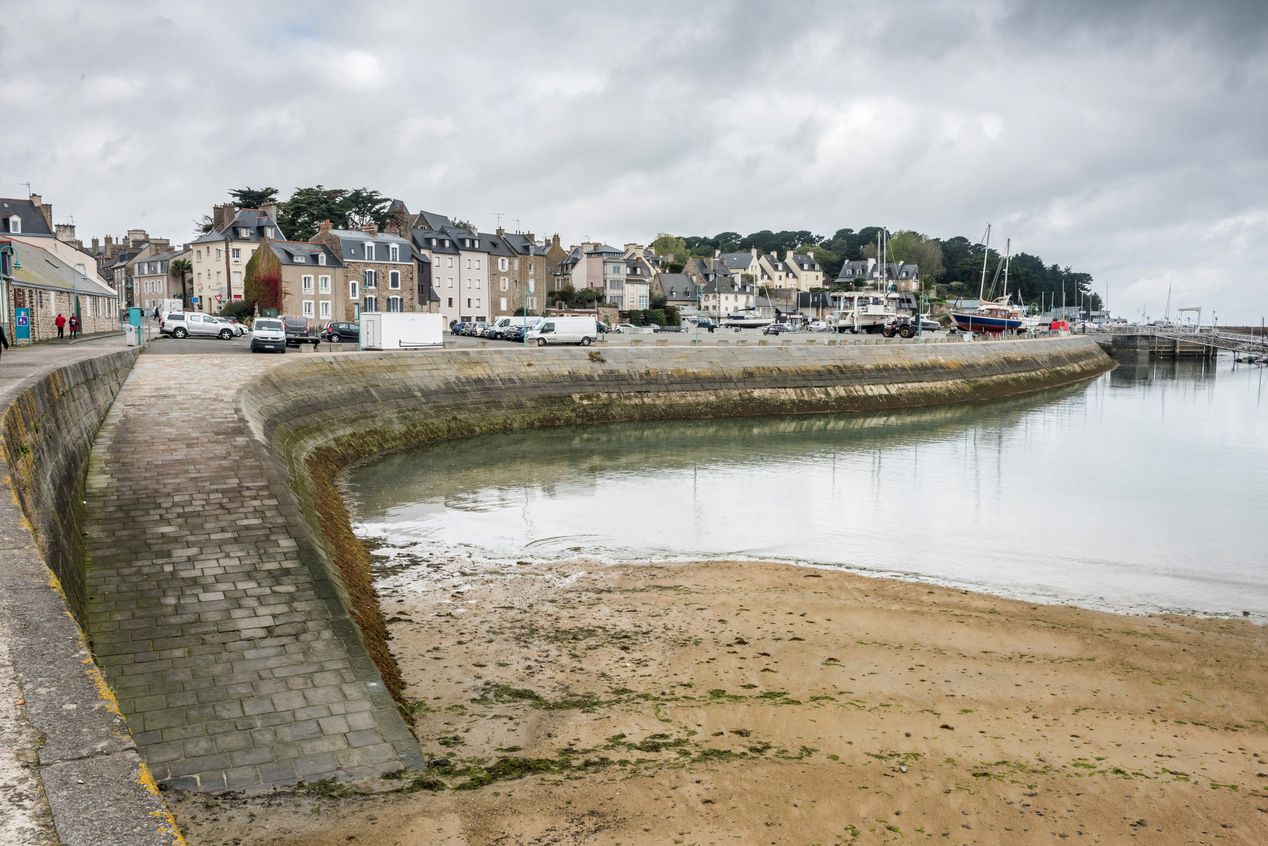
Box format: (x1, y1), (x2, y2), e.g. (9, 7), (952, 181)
(215, 295), (223, 303)
(15, 308), (30, 342)
(191, 296), (200, 304)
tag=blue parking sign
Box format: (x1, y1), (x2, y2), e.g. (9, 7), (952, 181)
(15, 307), (30, 342)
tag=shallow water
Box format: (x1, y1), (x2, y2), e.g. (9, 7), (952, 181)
(345, 354), (1268, 619)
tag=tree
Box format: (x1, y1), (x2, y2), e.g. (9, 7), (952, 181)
(242, 242), (282, 313)
(219, 300), (255, 322)
(886, 231), (945, 283)
(650, 234), (689, 267)
(229, 186), (279, 208)
(169, 258), (192, 306)
(276, 185), (392, 241)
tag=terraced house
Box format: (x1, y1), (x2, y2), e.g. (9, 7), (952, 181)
(407, 210), (489, 325)
(311, 221), (418, 317)
(133, 247), (187, 313)
(497, 228), (549, 315)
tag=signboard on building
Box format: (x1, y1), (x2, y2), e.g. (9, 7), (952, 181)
(14, 307), (31, 342)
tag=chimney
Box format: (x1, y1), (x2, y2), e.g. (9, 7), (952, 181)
(551, 234), (560, 247)
(30, 195), (52, 230)
(55, 222), (77, 242)
(105, 235), (114, 249)
(496, 226), (505, 237)
(362, 222), (378, 237)
(212, 203), (235, 232)
(127, 229), (148, 244)
(318, 219), (333, 234)
(261, 202), (279, 224)
(151, 237), (171, 251)
(92, 236), (100, 251)
(526, 232), (535, 243)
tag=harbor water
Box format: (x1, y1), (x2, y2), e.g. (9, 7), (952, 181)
(344, 354), (1268, 619)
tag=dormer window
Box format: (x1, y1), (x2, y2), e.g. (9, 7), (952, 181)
(389, 244), (400, 262)
(264, 227), (274, 238)
(443, 239), (449, 248)
(318, 252), (327, 266)
(295, 255), (307, 263)
(365, 243), (376, 261)
(473, 239), (479, 248)
(237, 228), (249, 238)
(6, 214), (19, 233)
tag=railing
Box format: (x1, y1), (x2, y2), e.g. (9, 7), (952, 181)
(1103, 325), (1268, 354)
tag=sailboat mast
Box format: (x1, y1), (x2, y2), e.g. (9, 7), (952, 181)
(1003, 238), (1011, 302)
(978, 224), (991, 301)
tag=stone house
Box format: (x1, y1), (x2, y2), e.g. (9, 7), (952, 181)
(188, 204), (284, 313)
(657, 273), (700, 317)
(1, 237), (120, 340)
(267, 240), (346, 321)
(498, 229), (549, 315)
(310, 222), (417, 317)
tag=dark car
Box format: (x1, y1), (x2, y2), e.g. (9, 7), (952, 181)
(451, 321), (467, 335)
(762, 323), (792, 335)
(282, 315), (320, 349)
(322, 321), (360, 342)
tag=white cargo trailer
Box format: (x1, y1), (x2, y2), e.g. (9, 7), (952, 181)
(360, 312), (445, 350)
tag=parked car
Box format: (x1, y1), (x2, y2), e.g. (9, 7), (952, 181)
(322, 321), (360, 342)
(464, 322), (488, 337)
(762, 323), (792, 335)
(250, 317), (287, 353)
(282, 315), (320, 349)
(212, 316), (246, 336)
(450, 321), (467, 335)
(160, 312), (236, 340)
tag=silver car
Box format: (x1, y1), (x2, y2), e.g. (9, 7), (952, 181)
(160, 312), (236, 340)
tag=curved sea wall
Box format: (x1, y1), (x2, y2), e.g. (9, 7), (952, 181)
(240, 336), (1113, 701)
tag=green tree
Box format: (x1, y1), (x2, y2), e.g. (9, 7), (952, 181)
(169, 258), (192, 306)
(886, 231), (945, 283)
(650, 234), (689, 266)
(276, 186), (393, 241)
(242, 243), (282, 312)
(219, 300), (255, 322)
(229, 186), (279, 208)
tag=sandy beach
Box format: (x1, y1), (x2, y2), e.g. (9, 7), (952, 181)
(172, 558), (1268, 845)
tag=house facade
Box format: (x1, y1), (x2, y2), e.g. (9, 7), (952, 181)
(408, 210), (489, 325)
(498, 229), (549, 315)
(134, 247), (187, 313)
(311, 223), (417, 318)
(1, 237), (120, 340)
(784, 251), (824, 291)
(189, 204), (284, 313)
(268, 240), (346, 321)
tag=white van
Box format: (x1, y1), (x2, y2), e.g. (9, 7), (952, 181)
(527, 316), (599, 347)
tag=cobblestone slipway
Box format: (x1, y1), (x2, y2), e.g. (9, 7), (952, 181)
(82, 354), (421, 791)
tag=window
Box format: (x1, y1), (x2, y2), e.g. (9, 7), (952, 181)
(264, 227), (274, 238)
(349, 279), (359, 300)
(302, 300), (314, 317)
(319, 300), (331, 318)
(363, 295), (378, 312)
(389, 270), (400, 289)
(499, 297), (507, 311)
(447, 297), (453, 307)
(364, 269), (377, 288)
(447, 257), (454, 268)
(513, 258), (520, 271)
(466, 258), (471, 270)
(302, 275), (314, 293)
(475, 258), (481, 270)
(500, 277), (508, 291)
(528, 296), (537, 310)
(498, 257), (508, 271)
(389, 244), (400, 262)
(442, 239), (449, 248)
(295, 254), (306, 263)
(447, 276), (454, 288)
(6, 214), (19, 233)
(318, 252), (326, 266)
(475, 297), (481, 309)
(237, 228), (248, 238)
(388, 296), (402, 312)
(319, 275), (331, 293)
(365, 243), (375, 261)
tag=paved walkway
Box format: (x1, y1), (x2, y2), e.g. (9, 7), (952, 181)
(0, 331), (129, 407)
(82, 354), (421, 791)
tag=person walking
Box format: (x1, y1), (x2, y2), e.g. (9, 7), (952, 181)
(69, 314), (80, 339)
(55, 313), (66, 339)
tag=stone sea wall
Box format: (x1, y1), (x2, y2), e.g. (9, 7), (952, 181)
(240, 336), (1114, 703)
(0, 347), (183, 845)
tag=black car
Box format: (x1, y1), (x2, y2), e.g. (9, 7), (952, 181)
(322, 321), (360, 342)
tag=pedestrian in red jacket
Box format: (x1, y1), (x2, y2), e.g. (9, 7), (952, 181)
(55, 313), (66, 339)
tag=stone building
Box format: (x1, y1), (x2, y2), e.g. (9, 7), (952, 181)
(188, 204), (284, 313)
(310, 222), (417, 318)
(1, 237), (120, 340)
(498, 229), (549, 315)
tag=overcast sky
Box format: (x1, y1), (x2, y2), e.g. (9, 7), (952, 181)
(3, 0), (1266, 322)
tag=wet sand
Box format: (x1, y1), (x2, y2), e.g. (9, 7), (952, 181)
(172, 559), (1268, 845)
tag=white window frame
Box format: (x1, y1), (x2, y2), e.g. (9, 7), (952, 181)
(318, 252), (327, 266)
(302, 300), (314, 317)
(363, 295), (378, 312)
(499, 297), (507, 311)
(7, 214), (19, 233)
(389, 270), (400, 289)
(295, 254), (306, 263)
(364, 269), (377, 288)
(319, 300), (331, 319)
(498, 257), (507, 271)
(349, 279), (359, 300)
(475, 258), (481, 270)
(302, 274), (314, 294)
(500, 277), (508, 291)
(318, 275), (331, 293)
(365, 243), (375, 261)
(389, 244), (400, 262)
(388, 296), (402, 312)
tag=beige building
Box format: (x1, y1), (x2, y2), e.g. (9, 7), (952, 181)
(2, 237), (120, 340)
(189, 204), (283, 313)
(133, 247), (188, 313)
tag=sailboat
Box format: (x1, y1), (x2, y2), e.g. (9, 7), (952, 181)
(951, 226), (1027, 334)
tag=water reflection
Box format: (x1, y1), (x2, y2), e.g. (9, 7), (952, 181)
(346, 356), (1268, 619)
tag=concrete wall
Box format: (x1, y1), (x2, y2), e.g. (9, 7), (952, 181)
(239, 336), (1113, 704)
(0, 348), (183, 845)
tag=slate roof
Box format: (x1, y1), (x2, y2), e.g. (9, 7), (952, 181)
(3, 237), (117, 297)
(790, 252), (820, 271)
(836, 259), (872, 280)
(411, 229), (459, 254)
(719, 252), (754, 270)
(323, 229), (411, 263)
(482, 232), (515, 258)
(501, 232), (547, 257)
(0, 198), (54, 236)
(268, 241), (344, 267)
(657, 274), (699, 302)
(586, 243), (623, 255)
(190, 208), (285, 245)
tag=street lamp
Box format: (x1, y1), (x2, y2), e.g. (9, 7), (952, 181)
(73, 263), (85, 324)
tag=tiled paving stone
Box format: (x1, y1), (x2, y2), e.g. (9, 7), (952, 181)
(82, 355), (421, 792)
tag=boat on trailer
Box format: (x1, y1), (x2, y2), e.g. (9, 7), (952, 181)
(951, 227), (1028, 334)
